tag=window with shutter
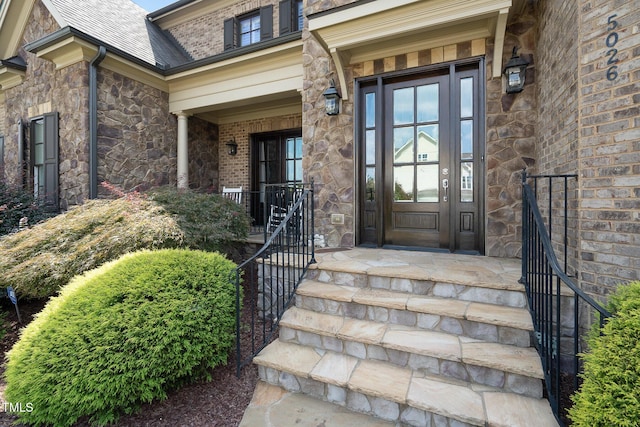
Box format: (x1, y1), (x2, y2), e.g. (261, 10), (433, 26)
(224, 6), (274, 50)
(30, 112), (58, 211)
(279, 0), (303, 35)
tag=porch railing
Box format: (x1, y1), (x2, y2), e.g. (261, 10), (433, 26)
(232, 182), (315, 376)
(520, 170), (611, 425)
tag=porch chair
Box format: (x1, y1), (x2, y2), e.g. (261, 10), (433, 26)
(222, 186), (243, 204)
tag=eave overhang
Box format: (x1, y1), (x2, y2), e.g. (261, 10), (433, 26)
(309, 0), (511, 99)
(0, 0), (36, 59)
(166, 38), (304, 123)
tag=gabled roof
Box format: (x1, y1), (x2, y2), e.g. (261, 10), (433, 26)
(44, 0), (191, 68)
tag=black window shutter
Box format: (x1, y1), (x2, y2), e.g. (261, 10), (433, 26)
(224, 18), (235, 50)
(43, 112), (59, 211)
(260, 5), (273, 40)
(279, 0), (292, 35)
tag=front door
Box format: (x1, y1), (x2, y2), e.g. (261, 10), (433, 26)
(358, 62), (484, 253)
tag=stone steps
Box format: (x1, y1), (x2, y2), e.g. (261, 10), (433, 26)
(254, 340), (557, 426)
(306, 265), (529, 308)
(278, 306), (543, 398)
(296, 280), (534, 347)
(252, 249), (558, 426)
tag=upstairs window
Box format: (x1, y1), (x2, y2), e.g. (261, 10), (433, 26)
(224, 6), (273, 50)
(239, 12), (261, 47)
(279, 0), (303, 35)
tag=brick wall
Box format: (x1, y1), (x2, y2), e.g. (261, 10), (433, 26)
(218, 113), (302, 192)
(167, 0), (283, 60)
(535, 0), (581, 275)
(575, 0), (640, 297)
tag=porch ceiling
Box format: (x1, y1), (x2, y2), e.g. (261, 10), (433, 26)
(309, 0), (512, 99)
(167, 39), (303, 124)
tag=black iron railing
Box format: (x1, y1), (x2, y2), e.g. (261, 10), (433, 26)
(520, 170), (611, 425)
(232, 182), (315, 376)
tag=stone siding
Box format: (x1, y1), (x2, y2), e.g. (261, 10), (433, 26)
(575, 0), (640, 296)
(96, 69), (177, 194)
(188, 116), (219, 191)
(485, 8), (538, 257)
(1, 1), (90, 210)
(167, 0), (283, 61)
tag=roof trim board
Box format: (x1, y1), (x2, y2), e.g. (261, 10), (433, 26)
(309, 0), (512, 99)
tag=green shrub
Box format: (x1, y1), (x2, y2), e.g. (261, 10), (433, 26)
(147, 186), (250, 251)
(4, 249), (239, 427)
(0, 196), (184, 299)
(0, 179), (56, 236)
(569, 280), (640, 426)
(0, 185), (250, 299)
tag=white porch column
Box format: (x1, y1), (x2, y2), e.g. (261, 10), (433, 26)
(176, 111), (189, 189)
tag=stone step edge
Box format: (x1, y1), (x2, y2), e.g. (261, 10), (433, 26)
(297, 280), (534, 331)
(280, 306), (544, 380)
(254, 340), (558, 427)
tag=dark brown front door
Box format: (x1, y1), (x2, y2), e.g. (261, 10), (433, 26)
(358, 62), (484, 253)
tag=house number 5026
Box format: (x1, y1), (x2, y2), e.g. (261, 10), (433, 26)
(605, 14), (619, 81)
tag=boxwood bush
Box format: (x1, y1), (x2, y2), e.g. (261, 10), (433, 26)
(569, 280), (640, 426)
(0, 186), (250, 299)
(4, 249), (239, 426)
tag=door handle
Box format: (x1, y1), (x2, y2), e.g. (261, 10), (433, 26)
(442, 178), (449, 202)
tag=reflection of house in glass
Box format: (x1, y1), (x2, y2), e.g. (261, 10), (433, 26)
(393, 128), (439, 202)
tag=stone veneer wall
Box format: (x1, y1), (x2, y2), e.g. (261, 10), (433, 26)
(166, 0), (284, 61)
(188, 116), (219, 191)
(218, 114), (302, 192)
(303, 0), (537, 254)
(485, 9), (538, 257)
(96, 69), (177, 194)
(2, 1), (90, 210)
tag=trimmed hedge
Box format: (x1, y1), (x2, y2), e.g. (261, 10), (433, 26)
(4, 249), (239, 427)
(569, 280), (640, 426)
(0, 186), (250, 299)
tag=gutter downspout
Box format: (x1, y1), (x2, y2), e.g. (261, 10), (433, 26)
(89, 46), (107, 199)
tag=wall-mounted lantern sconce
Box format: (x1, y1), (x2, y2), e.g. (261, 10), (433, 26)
(323, 78), (342, 115)
(226, 138), (238, 156)
(503, 46), (529, 94)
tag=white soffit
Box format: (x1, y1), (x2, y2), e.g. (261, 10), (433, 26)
(309, 0), (512, 98)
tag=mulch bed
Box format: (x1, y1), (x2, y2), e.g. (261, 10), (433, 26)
(0, 296), (259, 427)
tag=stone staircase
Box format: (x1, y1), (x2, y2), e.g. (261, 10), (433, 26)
(252, 248), (559, 426)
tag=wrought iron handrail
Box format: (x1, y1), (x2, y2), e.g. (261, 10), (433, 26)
(232, 182), (315, 376)
(520, 171), (611, 425)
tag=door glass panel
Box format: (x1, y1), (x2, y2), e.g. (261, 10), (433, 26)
(394, 165), (414, 202)
(417, 84), (439, 122)
(393, 88), (414, 125)
(393, 126), (414, 163)
(365, 92), (376, 128)
(461, 120), (473, 160)
(416, 124), (439, 163)
(461, 162), (473, 202)
(366, 167), (375, 201)
(366, 130), (375, 164)
(460, 77), (473, 118)
(417, 164), (439, 202)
